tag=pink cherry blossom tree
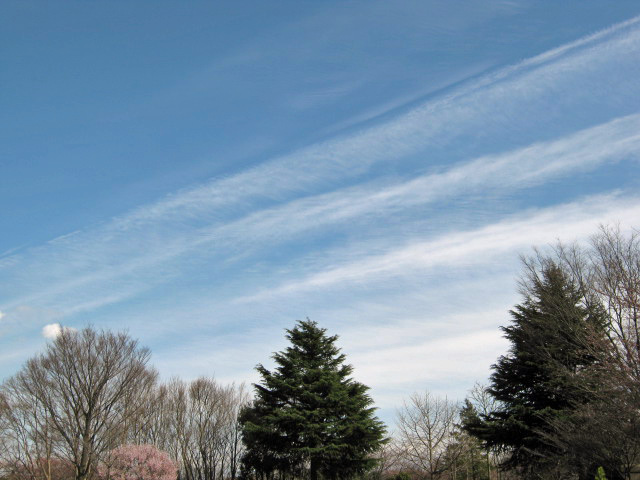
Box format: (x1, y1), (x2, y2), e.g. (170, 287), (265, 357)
(101, 445), (176, 480)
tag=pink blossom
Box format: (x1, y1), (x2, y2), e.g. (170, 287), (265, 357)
(101, 445), (177, 480)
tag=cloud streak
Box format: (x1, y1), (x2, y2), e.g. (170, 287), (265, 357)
(237, 194), (640, 302)
(2, 109), (640, 317)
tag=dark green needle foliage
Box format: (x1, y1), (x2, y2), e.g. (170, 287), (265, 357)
(239, 320), (386, 480)
(464, 261), (606, 478)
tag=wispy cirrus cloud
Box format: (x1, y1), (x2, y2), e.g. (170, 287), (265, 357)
(123, 195), (639, 407)
(1, 109), (639, 319)
(13, 11), (635, 254)
(111, 14), (640, 229)
(236, 193), (640, 303)
(1, 15), (640, 402)
(0, 111), (637, 321)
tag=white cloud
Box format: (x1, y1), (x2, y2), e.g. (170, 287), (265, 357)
(0, 310), (4, 321)
(42, 323), (62, 339)
(237, 194), (640, 302)
(42, 323), (77, 339)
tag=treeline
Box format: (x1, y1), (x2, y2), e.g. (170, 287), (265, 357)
(1, 225), (639, 480)
(0, 328), (249, 480)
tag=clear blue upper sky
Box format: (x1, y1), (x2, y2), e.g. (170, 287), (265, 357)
(2, 1), (640, 423)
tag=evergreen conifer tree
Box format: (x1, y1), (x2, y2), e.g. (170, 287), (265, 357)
(464, 261), (605, 478)
(239, 320), (386, 480)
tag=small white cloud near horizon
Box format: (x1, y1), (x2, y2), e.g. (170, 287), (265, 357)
(42, 323), (77, 339)
(0, 311), (5, 321)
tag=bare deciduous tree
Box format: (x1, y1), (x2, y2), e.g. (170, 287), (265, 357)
(0, 375), (64, 480)
(588, 226), (640, 375)
(396, 391), (459, 479)
(0, 327), (157, 480)
(134, 377), (249, 480)
(554, 226), (640, 376)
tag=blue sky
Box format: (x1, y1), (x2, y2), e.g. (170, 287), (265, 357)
(2, 1), (640, 424)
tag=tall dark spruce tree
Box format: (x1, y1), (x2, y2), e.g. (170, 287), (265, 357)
(239, 320), (386, 480)
(464, 261), (606, 478)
